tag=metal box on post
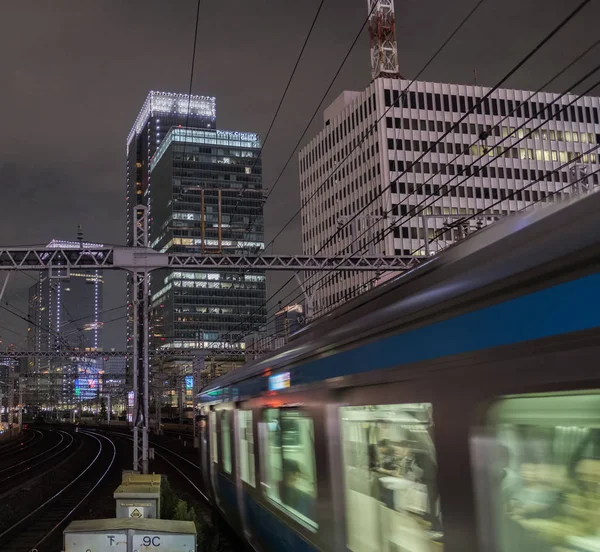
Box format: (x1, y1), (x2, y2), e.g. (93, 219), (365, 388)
(62, 518), (196, 552)
(114, 473), (162, 519)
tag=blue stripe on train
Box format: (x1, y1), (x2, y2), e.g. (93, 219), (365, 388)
(217, 270), (600, 400)
(243, 491), (317, 552)
(295, 269), (600, 384)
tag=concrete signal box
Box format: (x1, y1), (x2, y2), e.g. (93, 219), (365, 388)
(114, 473), (162, 519)
(63, 519), (196, 552)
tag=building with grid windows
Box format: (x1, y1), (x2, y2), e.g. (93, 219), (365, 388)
(125, 92), (217, 375)
(299, 79), (600, 317)
(148, 127), (266, 353)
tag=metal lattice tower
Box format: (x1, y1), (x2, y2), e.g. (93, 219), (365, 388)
(368, 0), (401, 81)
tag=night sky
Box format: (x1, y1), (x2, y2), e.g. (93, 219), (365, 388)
(0, 0), (597, 350)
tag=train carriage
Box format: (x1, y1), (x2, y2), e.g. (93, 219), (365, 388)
(199, 191), (600, 552)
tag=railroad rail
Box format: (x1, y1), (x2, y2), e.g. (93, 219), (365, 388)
(0, 430), (116, 552)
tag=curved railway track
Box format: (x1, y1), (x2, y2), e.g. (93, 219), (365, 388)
(0, 430), (45, 465)
(0, 430), (79, 497)
(0, 430), (116, 552)
(0, 430), (37, 453)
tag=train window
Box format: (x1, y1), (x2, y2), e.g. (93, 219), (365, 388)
(238, 410), (255, 487)
(340, 403), (443, 551)
(260, 408), (318, 529)
(471, 391), (600, 552)
(221, 410), (232, 474)
(210, 410), (218, 463)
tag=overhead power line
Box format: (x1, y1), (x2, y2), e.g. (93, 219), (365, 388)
(229, 0), (327, 220)
(202, 0), (491, 348)
(274, 66), (600, 317)
(205, 2), (596, 349)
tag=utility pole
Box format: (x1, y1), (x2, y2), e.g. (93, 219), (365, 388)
(192, 353), (205, 449)
(570, 164), (589, 196)
(131, 205), (151, 474)
(18, 377), (22, 432)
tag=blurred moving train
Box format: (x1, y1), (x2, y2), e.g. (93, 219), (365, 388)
(198, 191), (600, 552)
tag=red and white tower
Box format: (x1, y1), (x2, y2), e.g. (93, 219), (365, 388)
(368, 0), (401, 80)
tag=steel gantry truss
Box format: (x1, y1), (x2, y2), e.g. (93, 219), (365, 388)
(0, 349), (251, 359)
(0, 247), (419, 272)
(0, 206), (423, 473)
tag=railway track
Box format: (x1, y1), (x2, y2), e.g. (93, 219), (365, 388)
(0, 430), (78, 496)
(0, 430), (37, 454)
(0, 430), (116, 552)
(0, 430), (45, 465)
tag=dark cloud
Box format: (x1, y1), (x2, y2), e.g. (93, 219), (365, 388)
(0, 0), (598, 348)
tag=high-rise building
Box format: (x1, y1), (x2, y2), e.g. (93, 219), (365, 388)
(148, 126), (266, 352)
(26, 239), (104, 407)
(299, 81), (600, 317)
(125, 92), (217, 370)
(126, 91), (217, 247)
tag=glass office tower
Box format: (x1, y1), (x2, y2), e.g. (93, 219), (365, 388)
(148, 127), (266, 352)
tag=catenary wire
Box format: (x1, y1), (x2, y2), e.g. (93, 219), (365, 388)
(204, 1), (595, 351)
(202, 0), (492, 350)
(228, 0), (327, 221)
(259, 0), (489, 252)
(221, 63), (600, 342)
(274, 71), (600, 314)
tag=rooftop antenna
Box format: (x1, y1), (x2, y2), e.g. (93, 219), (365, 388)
(77, 225), (83, 249)
(473, 69), (478, 86)
(368, 0), (402, 81)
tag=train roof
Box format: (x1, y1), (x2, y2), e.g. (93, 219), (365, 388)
(200, 191), (600, 397)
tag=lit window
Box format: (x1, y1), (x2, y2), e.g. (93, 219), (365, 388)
(471, 391), (600, 552)
(245, 167), (251, 174)
(221, 410), (232, 474)
(210, 411), (218, 463)
(340, 403), (442, 549)
(238, 410), (255, 487)
(260, 408), (318, 528)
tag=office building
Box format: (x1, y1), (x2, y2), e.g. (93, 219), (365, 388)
(148, 126), (266, 352)
(125, 92), (217, 368)
(299, 79), (600, 317)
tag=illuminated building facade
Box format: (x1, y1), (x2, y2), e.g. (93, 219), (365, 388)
(26, 239), (104, 407)
(149, 127), (266, 351)
(125, 92), (217, 375)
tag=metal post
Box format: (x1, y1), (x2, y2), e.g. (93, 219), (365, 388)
(192, 353), (205, 449)
(142, 272), (150, 475)
(132, 204), (150, 473)
(132, 271), (140, 471)
(0, 273), (10, 303)
(179, 375), (184, 427)
(7, 364), (14, 431)
(18, 378), (22, 432)
(156, 376), (162, 435)
(421, 215), (430, 257)
(107, 393), (111, 425)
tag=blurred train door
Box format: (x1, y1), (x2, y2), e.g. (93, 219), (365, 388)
(336, 382), (443, 552)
